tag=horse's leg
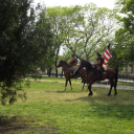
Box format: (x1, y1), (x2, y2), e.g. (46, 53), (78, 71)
(114, 84), (117, 96)
(85, 83), (88, 91)
(86, 84), (88, 91)
(82, 83), (85, 90)
(88, 84), (93, 96)
(69, 79), (72, 90)
(86, 74), (89, 91)
(113, 81), (117, 96)
(81, 74), (86, 90)
(87, 73), (94, 96)
(64, 79), (68, 91)
(88, 79), (93, 96)
(114, 69), (118, 96)
(107, 79), (114, 96)
(82, 81), (86, 91)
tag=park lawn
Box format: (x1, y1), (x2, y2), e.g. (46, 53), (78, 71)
(117, 81), (134, 86)
(28, 76), (134, 86)
(0, 80), (134, 134)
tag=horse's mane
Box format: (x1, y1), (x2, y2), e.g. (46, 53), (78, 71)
(62, 60), (70, 67)
(81, 59), (93, 70)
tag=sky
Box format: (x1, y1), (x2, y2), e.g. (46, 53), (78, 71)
(32, 0), (116, 9)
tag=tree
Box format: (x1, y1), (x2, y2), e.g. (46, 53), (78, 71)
(116, 0), (134, 34)
(0, 0), (54, 104)
(115, 0), (134, 65)
(58, 4), (117, 60)
(107, 45), (126, 70)
(33, 5), (56, 77)
(47, 6), (65, 77)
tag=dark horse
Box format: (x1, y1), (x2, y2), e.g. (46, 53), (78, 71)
(57, 60), (87, 91)
(74, 59), (118, 96)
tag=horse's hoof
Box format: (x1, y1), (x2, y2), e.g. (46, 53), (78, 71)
(107, 93), (111, 96)
(88, 93), (93, 96)
(114, 93), (117, 96)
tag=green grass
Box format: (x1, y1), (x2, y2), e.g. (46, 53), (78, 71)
(0, 78), (134, 134)
(28, 76), (134, 86)
(118, 81), (134, 86)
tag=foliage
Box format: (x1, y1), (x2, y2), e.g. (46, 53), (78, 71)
(107, 45), (127, 70)
(115, 0), (134, 65)
(0, 0), (54, 104)
(34, 5), (55, 73)
(50, 4), (118, 60)
(47, 6), (65, 76)
(0, 0), (32, 104)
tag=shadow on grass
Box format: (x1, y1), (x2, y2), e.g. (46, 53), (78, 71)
(65, 94), (134, 120)
(0, 115), (58, 134)
(45, 90), (87, 93)
(87, 103), (134, 120)
(0, 115), (27, 134)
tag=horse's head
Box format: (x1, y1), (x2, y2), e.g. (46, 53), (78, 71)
(56, 60), (64, 68)
(78, 59), (92, 71)
(78, 59), (87, 69)
(57, 60), (69, 67)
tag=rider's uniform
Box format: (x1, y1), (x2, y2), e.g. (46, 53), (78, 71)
(93, 56), (105, 80)
(69, 57), (77, 71)
(96, 57), (105, 72)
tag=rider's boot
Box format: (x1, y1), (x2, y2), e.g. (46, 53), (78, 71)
(69, 68), (73, 76)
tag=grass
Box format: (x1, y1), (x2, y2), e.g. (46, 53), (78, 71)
(118, 81), (134, 86)
(28, 76), (134, 86)
(0, 78), (134, 134)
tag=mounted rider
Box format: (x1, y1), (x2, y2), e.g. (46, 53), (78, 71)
(92, 52), (105, 80)
(69, 54), (77, 75)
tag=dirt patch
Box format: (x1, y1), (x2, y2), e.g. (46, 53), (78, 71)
(0, 115), (59, 134)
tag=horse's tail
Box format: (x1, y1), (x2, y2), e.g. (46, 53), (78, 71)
(114, 68), (118, 88)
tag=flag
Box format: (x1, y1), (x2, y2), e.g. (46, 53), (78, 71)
(103, 44), (112, 66)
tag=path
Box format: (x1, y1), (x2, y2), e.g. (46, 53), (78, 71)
(92, 84), (134, 90)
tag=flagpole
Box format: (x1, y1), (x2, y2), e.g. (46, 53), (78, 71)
(108, 44), (111, 49)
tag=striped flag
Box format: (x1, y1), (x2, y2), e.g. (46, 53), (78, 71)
(103, 44), (112, 66)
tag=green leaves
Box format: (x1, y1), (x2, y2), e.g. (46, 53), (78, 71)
(0, 0), (55, 104)
(114, 0), (134, 66)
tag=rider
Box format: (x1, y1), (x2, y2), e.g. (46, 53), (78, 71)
(69, 54), (77, 74)
(92, 52), (105, 80)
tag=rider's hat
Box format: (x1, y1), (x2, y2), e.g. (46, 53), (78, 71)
(97, 52), (101, 57)
(71, 54), (75, 57)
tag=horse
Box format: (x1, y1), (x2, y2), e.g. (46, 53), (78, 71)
(74, 59), (118, 96)
(56, 60), (87, 91)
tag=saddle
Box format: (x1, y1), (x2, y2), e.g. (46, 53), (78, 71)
(92, 66), (106, 80)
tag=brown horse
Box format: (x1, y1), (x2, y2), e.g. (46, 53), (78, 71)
(74, 59), (118, 96)
(56, 60), (87, 91)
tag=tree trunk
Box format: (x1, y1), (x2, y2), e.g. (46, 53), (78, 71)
(47, 69), (52, 77)
(54, 48), (60, 77)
